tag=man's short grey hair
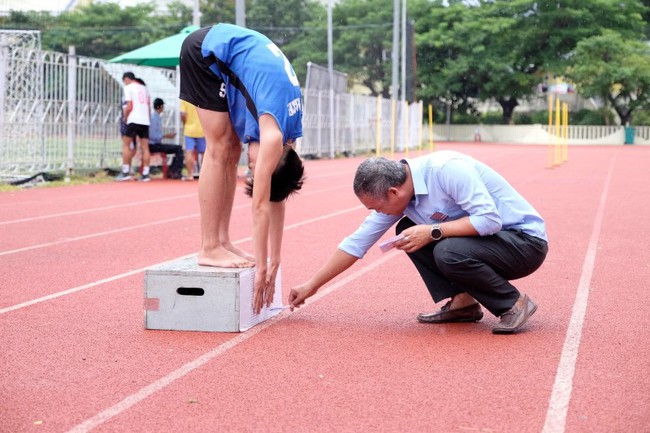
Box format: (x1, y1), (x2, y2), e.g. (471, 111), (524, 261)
(353, 157), (407, 199)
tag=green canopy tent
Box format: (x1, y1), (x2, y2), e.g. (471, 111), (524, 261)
(109, 25), (200, 67)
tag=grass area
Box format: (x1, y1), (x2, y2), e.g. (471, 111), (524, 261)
(0, 169), (119, 192)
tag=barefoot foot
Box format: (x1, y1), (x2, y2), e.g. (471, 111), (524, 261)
(223, 242), (256, 263)
(198, 247), (254, 268)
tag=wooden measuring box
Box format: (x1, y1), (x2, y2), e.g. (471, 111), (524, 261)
(144, 256), (282, 332)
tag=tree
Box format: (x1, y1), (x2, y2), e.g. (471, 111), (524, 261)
(412, 0), (480, 120)
(329, 0), (396, 97)
(247, 0), (326, 82)
(46, 2), (163, 58)
(413, 0), (649, 123)
(567, 31), (650, 125)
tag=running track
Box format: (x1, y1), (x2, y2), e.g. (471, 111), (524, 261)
(1, 143), (649, 433)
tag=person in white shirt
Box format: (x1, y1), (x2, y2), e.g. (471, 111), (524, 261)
(116, 72), (152, 181)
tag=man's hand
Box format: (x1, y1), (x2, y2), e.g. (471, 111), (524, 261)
(396, 224), (432, 253)
(289, 283), (318, 311)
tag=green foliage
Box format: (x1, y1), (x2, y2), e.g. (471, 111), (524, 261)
(413, 0), (648, 124)
(330, 0), (396, 97)
(1, 0), (648, 123)
(632, 108), (650, 125)
(567, 30), (650, 125)
(248, 0), (327, 83)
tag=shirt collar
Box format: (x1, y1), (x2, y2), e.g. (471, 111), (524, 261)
(401, 158), (428, 205)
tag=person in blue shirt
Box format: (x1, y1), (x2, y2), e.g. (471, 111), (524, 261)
(179, 24), (305, 314)
(149, 98), (184, 179)
(289, 151), (549, 334)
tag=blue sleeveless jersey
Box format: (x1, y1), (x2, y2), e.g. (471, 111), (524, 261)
(201, 24), (303, 144)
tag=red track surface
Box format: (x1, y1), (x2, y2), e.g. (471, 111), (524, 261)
(1, 143), (649, 433)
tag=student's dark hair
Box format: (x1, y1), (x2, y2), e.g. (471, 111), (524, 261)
(153, 98), (164, 109)
(244, 146), (305, 202)
(136, 78), (146, 86)
(122, 72), (136, 80)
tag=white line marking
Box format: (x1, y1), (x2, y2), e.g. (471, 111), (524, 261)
(541, 156), (615, 433)
(0, 185), (351, 257)
(0, 173), (350, 227)
(0, 214), (199, 257)
(0, 205), (364, 315)
(65, 250), (398, 433)
(0, 193), (197, 226)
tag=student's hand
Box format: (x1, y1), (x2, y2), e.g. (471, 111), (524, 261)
(289, 283), (318, 311)
(253, 269), (267, 314)
(264, 265), (280, 308)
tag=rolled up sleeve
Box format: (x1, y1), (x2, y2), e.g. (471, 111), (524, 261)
(338, 211), (400, 258)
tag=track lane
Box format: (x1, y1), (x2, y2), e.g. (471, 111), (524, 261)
(2, 144), (647, 433)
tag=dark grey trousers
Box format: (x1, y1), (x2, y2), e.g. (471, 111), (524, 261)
(396, 217), (548, 317)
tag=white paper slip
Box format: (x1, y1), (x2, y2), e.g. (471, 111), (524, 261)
(378, 233), (405, 253)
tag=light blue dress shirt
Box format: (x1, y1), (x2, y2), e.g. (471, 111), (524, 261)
(339, 150), (547, 259)
(149, 111), (163, 144)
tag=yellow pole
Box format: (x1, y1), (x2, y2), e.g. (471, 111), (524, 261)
(390, 99), (396, 158)
(375, 95), (382, 156)
(404, 101), (410, 157)
(554, 96), (561, 166)
(428, 103), (434, 152)
(547, 94), (554, 169)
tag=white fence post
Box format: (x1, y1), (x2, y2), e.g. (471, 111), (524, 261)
(0, 34), (7, 161)
(66, 46), (77, 180)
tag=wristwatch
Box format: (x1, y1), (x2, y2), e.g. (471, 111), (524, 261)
(430, 224), (443, 241)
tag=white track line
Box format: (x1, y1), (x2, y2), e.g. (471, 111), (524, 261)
(541, 156), (615, 433)
(0, 193), (197, 226)
(0, 205), (363, 316)
(65, 250), (398, 433)
(0, 185), (350, 257)
(0, 173), (350, 227)
(0, 214), (197, 257)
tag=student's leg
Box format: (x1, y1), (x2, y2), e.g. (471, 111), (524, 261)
(218, 133), (255, 262)
(118, 135), (137, 179)
(184, 138), (195, 180)
(121, 135), (134, 169)
(141, 137), (150, 173)
(196, 109), (253, 268)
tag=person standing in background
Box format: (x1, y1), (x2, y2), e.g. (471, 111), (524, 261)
(179, 100), (206, 181)
(116, 72), (151, 182)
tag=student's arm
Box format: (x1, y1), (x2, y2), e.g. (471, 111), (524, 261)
(251, 114), (284, 314)
(264, 200), (285, 307)
(123, 101), (133, 121)
(289, 249), (359, 310)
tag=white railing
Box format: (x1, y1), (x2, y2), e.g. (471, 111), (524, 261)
(2, 43), (648, 179)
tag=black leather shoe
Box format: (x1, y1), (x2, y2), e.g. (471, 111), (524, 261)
(492, 294), (537, 334)
(417, 301), (484, 324)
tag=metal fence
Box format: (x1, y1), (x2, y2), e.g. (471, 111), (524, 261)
(0, 38), (421, 179)
(0, 32), (179, 180)
(2, 34), (646, 182)
(301, 89), (423, 158)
